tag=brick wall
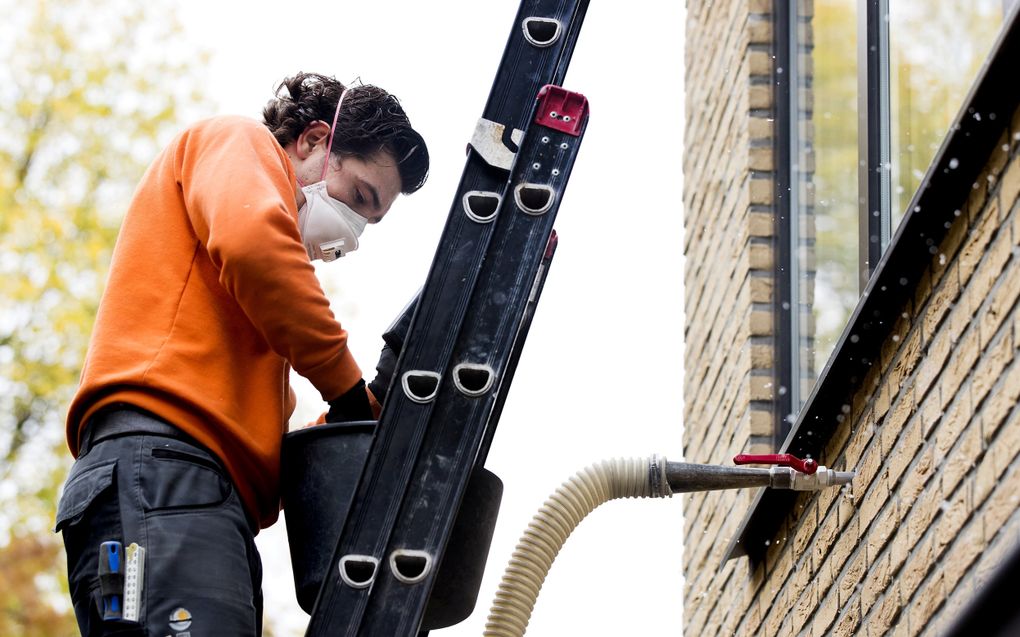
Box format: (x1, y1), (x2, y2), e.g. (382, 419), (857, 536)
(684, 34), (1020, 629)
(682, 0), (779, 632)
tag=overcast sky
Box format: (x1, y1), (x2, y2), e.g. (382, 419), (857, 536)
(174, 1), (686, 635)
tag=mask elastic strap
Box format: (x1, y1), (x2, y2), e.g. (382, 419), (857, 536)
(320, 88), (350, 182)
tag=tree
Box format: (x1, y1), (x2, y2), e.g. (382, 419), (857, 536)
(0, 0), (207, 632)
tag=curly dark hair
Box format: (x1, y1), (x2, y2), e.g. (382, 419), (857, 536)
(262, 72), (429, 194)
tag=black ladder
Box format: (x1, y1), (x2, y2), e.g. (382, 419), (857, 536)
(305, 2), (591, 635)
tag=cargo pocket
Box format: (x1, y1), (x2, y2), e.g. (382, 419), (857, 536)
(141, 444), (232, 512)
(55, 460), (117, 533)
(55, 460), (122, 635)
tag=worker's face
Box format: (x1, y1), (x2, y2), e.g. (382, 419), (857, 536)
(305, 147), (402, 225)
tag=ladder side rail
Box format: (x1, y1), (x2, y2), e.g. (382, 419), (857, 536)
(475, 230), (558, 465)
(303, 147), (506, 637)
(360, 90), (589, 636)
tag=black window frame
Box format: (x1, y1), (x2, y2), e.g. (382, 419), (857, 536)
(727, 2), (1020, 562)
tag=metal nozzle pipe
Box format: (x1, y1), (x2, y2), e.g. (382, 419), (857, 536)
(664, 461), (856, 494)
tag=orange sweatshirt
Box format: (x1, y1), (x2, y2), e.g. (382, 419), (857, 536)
(67, 115), (365, 529)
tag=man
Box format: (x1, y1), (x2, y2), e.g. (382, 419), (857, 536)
(55, 72), (429, 636)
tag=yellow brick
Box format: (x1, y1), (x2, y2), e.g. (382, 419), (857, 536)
(749, 241), (773, 269)
(919, 389), (942, 438)
(915, 329), (950, 406)
(853, 444), (884, 495)
(812, 590), (840, 637)
(1001, 154), (1020, 213)
(959, 197), (1000, 285)
(940, 331), (978, 410)
(791, 581), (817, 634)
(866, 502), (899, 562)
(861, 552), (891, 613)
(982, 464), (1020, 541)
(889, 522), (912, 573)
(981, 258), (1020, 347)
(792, 508), (818, 562)
(922, 262), (961, 342)
(748, 15), (773, 43)
(907, 569), (945, 630)
(751, 341), (774, 368)
(935, 493), (968, 551)
(944, 519), (985, 586)
(749, 84), (773, 110)
(750, 407), (772, 436)
(974, 447), (1000, 507)
(899, 445), (934, 507)
(880, 394), (914, 457)
(894, 323), (922, 380)
(838, 547), (866, 605)
(833, 599), (862, 637)
(1013, 193), (1020, 244)
(954, 205), (995, 285)
(934, 390), (973, 460)
(887, 416), (922, 487)
(750, 273), (773, 302)
(813, 511), (840, 570)
(906, 487), (940, 543)
(844, 418), (872, 468)
(749, 116), (774, 142)
(750, 177), (773, 207)
(814, 555), (836, 605)
(749, 145), (774, 171)
(890, 620), (911, 637)
(749, 211), (774, 237)
(900, 532), (935, 599)
(871, 580), (902, 634)
(873, 383), (891, 423)
(971, 326), (1014, 407)
(750, 373), (775, 400)
(748, 49), (773, 77)
(942, 425), (981, 495)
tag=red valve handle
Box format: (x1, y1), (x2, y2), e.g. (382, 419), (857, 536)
(733, 453), (818, 475)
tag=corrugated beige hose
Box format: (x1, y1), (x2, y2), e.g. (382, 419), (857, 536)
(483, 457), (671, 637)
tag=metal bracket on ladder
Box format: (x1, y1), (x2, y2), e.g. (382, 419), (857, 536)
(470, 118), (525, 171)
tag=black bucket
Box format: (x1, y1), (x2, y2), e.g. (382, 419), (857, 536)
(281, 421), (376, 613)
(280, 420), (503, 629)
(422, 466), (503, 630)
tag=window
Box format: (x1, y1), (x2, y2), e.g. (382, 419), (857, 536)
(731, 0), (1019, 562)
(889, 1), (1004, 226)
(775, 0), (1008, 440)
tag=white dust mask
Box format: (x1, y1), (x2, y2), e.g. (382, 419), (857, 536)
(293, 87), (371, 262)
(296, 181), (368, 261)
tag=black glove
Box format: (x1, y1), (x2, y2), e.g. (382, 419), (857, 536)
(326, 379), (374, 423)
(367, 343), (398, 403)
(366, 292), (418, 404)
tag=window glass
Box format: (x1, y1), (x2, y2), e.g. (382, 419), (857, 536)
(794, 0), (859, 407)
(890, 1), (1005, 225)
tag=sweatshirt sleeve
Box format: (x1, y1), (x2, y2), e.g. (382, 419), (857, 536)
(175, 117), (361, 401)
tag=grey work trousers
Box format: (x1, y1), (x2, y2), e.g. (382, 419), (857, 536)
(56, 409), (263, 636)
